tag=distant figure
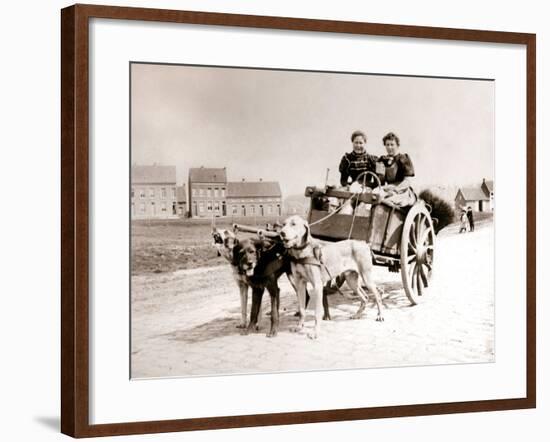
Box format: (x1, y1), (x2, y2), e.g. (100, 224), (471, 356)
(466, 206), (475, 232)
(459, 210), (468, 234)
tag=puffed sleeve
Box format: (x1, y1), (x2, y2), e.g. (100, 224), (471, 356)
(399, 153), (415, 177)
(367, 153), (379, 169)
(339, 154), (350, 186)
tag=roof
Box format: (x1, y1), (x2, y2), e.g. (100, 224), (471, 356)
(457, 187), (490, 201)
(176, 185), (187, 203)
(132, 165), (176, 184)
(482, 180), (494, 193)
(227, 181), (282, 198)
(189, 167), (227, 183)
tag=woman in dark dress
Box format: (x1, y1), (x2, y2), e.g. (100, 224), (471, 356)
(377, 132), (416, 206)
(338, 130), (378, 188)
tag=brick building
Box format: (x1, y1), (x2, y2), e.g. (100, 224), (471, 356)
(187, 166), (282, 219)
(188, 167), (228, 218)
(131, 165), (178, 219)
(226, 180), (282, 218)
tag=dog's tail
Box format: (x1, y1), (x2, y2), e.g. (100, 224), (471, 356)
(418, 189), (456, 234)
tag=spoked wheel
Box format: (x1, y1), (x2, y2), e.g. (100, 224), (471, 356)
(400, 202), (435, 305)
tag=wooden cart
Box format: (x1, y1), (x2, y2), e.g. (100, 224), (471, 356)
(304, 175), (435, 305)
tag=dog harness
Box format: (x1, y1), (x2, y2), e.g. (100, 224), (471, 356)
(289, 243), (353, 299)
(289, 241), (323, 267)
(291, 256), (322, 267)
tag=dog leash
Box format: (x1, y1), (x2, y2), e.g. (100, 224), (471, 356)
(308, 191), (361, 226)
(307, 190), (361, 241)
(319, 260), (355, 300)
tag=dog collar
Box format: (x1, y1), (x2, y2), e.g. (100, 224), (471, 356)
(291, 256), (322, 267)
(289, 240), (311, 251)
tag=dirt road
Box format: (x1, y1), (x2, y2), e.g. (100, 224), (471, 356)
(131, 222), (494, 378)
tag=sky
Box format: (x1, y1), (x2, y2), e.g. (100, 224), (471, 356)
(131, 63), (494, 197)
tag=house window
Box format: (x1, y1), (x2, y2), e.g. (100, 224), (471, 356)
(139, 188), (146, 199)
(192, 188), (197, 197)
(150, 201), (155, 215)
(131, 203), (135, 215)
(207, 188), (212, 197)
(199, 188), (205, 197)
(250, 205), (255, 215)
(139, 203), (145, 213)
(214, 188), (219, 197)
(161, 188), (167, 199)
(207, 201), (213, 212)
(131, 188), (135, 198)
(232, 205), (238, 215)
(267, 205), (272, 215)
(149, 188), (155, 198)
(161, 202), (167, 212)
(199, 202), (204, 213)
(221, 188), (226, 197)
(214, 201), (220, 212)
(172, 187), (176, 199)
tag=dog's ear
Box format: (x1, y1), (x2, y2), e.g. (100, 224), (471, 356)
(225, 235), (236, 249)
(231, 241), (242, 266)
(255, 239), (272, 253)
(211, 228), (222, 245)
(301, 220), (312, 245)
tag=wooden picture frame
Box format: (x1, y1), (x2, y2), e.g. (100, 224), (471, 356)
(61, 3), (536, 438)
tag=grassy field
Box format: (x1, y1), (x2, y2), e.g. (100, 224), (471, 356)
(131, 217), (283, 275)
(131, 212), (494, 275)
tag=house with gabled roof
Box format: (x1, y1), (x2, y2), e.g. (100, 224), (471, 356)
(226, 180), (282, 217)
(188, 167), (228, 217)
(481, 178), (494, 210)
(131, 165), (178, 219)
(187, 166), (283, 218)
(455, 178), (494, 213)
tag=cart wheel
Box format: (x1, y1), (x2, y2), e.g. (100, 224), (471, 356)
(400, 202), (435, 305)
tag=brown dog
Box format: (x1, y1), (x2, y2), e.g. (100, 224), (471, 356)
(279, 215), (384, 339)
(213, 228), (250, 329)
(213, 227), (331, 336)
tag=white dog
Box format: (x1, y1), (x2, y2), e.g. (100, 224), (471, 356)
(279, 215), (384, 339)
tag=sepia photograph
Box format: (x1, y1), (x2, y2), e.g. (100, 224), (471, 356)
(130, 62), (495, 379)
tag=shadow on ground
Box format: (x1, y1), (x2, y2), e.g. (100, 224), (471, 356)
(159, 284), (411, 344)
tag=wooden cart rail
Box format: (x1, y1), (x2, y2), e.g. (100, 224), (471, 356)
(305, 185), (435, 305)
(305, 185), (382, 205)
